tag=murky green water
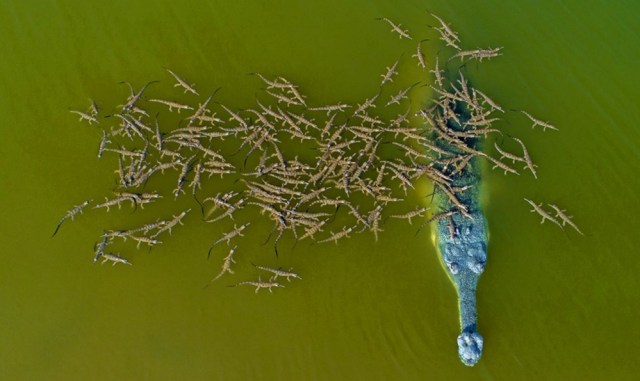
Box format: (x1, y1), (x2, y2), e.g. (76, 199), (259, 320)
(1, 0), (639, 380)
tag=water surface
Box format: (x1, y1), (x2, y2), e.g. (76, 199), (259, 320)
(1, 0), (639, 380)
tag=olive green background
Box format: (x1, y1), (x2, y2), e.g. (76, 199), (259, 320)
(1, 1), (638, 380)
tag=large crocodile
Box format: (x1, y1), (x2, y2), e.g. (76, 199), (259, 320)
(434, 194), (486, 366)
(427, 76), (488, 366)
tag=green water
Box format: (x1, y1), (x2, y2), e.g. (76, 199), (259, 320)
(1, 0), (639, 380)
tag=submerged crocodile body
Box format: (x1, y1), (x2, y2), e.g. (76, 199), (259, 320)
(434, 198), (486, 366)
(429, 83), (488, 366)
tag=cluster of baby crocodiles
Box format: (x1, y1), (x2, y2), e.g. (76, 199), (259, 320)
(55, 12), (581, 297)
(55, 10), (584, 367)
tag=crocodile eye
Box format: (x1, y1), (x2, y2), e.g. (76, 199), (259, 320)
(467, 259), (485, 275)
